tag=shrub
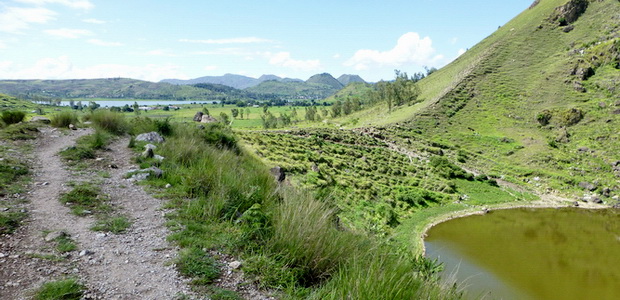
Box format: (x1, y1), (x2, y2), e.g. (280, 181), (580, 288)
(0, 122), (40, 140)
(1, 110), (25, 125)
(561, 108), (583, 126)
(51, 112), (78, 128)
(536, 110), (552, 126)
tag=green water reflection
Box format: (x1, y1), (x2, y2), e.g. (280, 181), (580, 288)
(424, 208), (620, 300)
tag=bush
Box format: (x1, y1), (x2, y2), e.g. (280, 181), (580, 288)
(51, 112), (78, 128)
(90, 110), (127, 135)
(1, 110), (25, 125)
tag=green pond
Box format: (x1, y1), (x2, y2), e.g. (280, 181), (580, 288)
(424, 208), (620, 300)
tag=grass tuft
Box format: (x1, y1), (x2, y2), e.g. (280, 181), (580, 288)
(50, 112), (78, 128)
(91, 216), (132, 234)
(176, 247), (221, 285)
(58, 184), (108, 216)
(33, 278), (84, 300)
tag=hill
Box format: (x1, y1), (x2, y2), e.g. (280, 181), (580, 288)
(0, 78), (230, 101)
(306, 73), (344, 89)
(337, 74), (366, 85)
(161, 73), (304, 89)
(343, 0), (620, 198)
(161, 73), (260, 89)
(238, 0), (620, 246)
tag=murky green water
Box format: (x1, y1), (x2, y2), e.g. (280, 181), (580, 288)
(424, 208), (620, 300)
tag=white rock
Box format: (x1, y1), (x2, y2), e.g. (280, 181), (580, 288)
(229, 261), (242, 270)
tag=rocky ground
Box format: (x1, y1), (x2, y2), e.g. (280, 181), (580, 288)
(0, 127), (192, 299)
(0, 126), (276, 300)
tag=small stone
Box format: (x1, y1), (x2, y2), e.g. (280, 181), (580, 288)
(69, 124), (77, 130)
(45, 230), (67, 242)
(79, 250), (94, 256)
(144, 144), (157, 151)
(165, 184), (172, 189)
(0, 253), (6, 258)
(95, 157), (104, 161)
(229, 261), (242, 270)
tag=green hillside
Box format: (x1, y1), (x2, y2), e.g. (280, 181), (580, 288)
(0, 78), (228, 101)
(245, 80), (341, 100)
(240, 0), (620, 246)
(339, 0), (620, 197)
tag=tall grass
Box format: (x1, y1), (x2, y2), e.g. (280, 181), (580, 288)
(89, 110), (127, 135)
(141, 123), (459, 298)
(50, 111), (78, 128)
(1, 110), (25, 125)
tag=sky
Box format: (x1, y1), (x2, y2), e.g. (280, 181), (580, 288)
(0, 0), (534, 83)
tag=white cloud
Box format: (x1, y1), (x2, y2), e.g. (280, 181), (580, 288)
(82, 18), (106, 24)
(344, 32), (443, 70)
(14, 0), (94, 10)
(265, 52), (321, 71)
(145, 49), (177, 57)
(88, 39), (122, 47)
(44, 28), (92, 38)
(0, 41), (6, 49)
(0, 56), (188, 82)
(0, 6), (56, 33)
(180, 37), (274, 44)
(457, 48), (466, 57)
(333, 53), (341, 59)
(192, 48), (250, 56)
(451, 37), (459, 45)
(203, 65), (217, 71)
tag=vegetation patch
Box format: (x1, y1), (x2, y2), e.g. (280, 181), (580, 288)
(91, 215), (132, 234)
(58, 184), (109, 216)
(33, 278), (84, 300)
(0, 212), (26, 234)
(176, 247), (221, 285)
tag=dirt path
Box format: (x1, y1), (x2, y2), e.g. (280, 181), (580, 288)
(0, 127), (192, 299)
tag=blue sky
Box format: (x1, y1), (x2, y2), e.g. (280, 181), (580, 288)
(0, 0), (533, 82)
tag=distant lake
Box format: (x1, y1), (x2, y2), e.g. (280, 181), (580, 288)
(42, 100), (219, 107)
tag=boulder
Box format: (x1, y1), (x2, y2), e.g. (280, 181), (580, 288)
(578, 181), (597, 191)
(193, 111), (204, 122)
(270, 166), (285, 182)
(200, 115), (218, 123)
(30, 116), (51, 124)
(135, 132), (164, 143)
(142, 148), (154, 158)
(45, 230), (67, 242)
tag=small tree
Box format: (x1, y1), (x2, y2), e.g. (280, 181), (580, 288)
(202, 107), (210, 116)
(245, 108), (251, 119)
(133, 102), (140, 115)
(231, 108), (239, 119)
(220, 112), (230, 126)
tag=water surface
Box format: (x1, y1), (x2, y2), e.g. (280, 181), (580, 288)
(425, 208), (620, 300)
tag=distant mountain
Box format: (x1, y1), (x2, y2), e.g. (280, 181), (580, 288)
(306, 73), (344, 90)
(337, 74), (366, 86)
(160, 74), (259, 89)
(257, 74), (282, 82)
(161, 74), (304, 89)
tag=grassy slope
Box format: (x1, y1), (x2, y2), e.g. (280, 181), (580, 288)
(239, 0), (620, 253)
